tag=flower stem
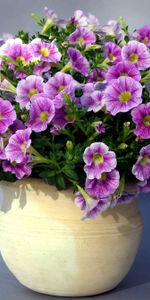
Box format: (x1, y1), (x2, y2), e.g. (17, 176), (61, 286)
(61, 62), (72, 73)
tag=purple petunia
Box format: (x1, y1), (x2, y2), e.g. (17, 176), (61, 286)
(0, 38), (32, 66)
(0, 98), (16, 134)
(2, 156), (32, 179)
(104, 41), (122, 63)
(5, 128), (31, 163)
(68, 26), (96, 47)
(0, 137), (6, 160)
(82, 197), (111, 220)
(131, 103), (150, 139)
(106, 61), (141, 83)
(74, 192), (86, 210)
(122, 41), (150, 70)
(51, 108), (74, 132)
(99, 20), (124, 40)
(67, 47), (89, 76)
(80, 82), (105, 112)
(29, 38), (61, 62)
(93, 121), (105, 134)
(83, 142), (117, 180)
(105, 77), (142, 116)
(44, 72), (77, 109)
(137, 179), (150, 193)
(132, 145), (150, 181)
(85, 169), (120, 199)
(111, 191), (137, 207)
(27, 94), (55, 132)
(16, 75), (44, 109)
(88, 68), (106, 83)
(136, 25), (150, 46)
(33, 62), (51, 76)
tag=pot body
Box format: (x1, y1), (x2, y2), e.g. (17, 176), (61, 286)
(0, 179), (143, 297)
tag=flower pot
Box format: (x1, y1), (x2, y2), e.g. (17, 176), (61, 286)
(0, 178), (143, 297)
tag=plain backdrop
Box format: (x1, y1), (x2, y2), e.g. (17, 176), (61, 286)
(0, 0), (150, 35)
(0, 0), (150, 299)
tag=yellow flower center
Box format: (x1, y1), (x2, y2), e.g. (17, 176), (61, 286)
(65, 114), (74, 122)
(16, 56), (26, 65)
(58, 85), (65, 92)
(140, 155), (149, 166)
(129, 53), (138, 63)
(142, 37), (148, 44)
(109, 53), (116, 61)
(143, 115), (150, 126)
(119, 91), (131, 103)
(76, 37), (84, 45)
(100, 172), (107, 181)
(0, 112), (3, 120)
(40, 111), (49, 122)
(93, 153), (103, 164)
(20, 142), (27, 151)
(28, 89), (39, 97)
(120, 73), (128, 77)
(40, 47), (49, 57)
(97, 76), (104, 82)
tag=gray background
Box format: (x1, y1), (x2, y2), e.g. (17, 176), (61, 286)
(0, 0), (150, 299)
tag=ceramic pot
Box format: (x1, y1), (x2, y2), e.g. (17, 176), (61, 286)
(0, 179), (143, 297)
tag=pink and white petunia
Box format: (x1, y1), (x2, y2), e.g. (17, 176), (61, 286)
(16, 75), (44, 109)
(27, 94), (55, 132)
(0, 98), (16, 134)
(83, 142), (117, 180)
(5, 128), (32, 163)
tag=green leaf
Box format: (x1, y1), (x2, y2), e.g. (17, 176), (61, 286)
(63, 166), (78, 181)
(56, 175), (67, 190)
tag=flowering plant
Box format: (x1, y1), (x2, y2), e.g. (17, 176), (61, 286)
(0, 8), (150, 219)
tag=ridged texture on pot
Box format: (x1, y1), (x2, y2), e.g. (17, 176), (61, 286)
(0, 179), (143, 297)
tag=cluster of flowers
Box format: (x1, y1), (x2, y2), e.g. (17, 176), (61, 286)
(0, 8), (150, 219)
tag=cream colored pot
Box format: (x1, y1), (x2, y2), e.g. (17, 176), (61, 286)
(0, 179), (143, 297)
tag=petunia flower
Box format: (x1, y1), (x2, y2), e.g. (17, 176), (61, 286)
(83, 142), (117, 180)
(88, 68), (106, 83)
(67, 47), (89, 76)
(2, 156), (32, 179)
(69, 10), (88, 27)
(131, 103), (150, 139)
(29, 38), (61, 62)
(137, 179), (150, 193)
(106, 61), (141, 83)
(0, 38), (32, 66)
(27, 94), (55, 132)
(104, 41), (122, 63)
(132, 145), (150, 181)
(99, 20), (124, 40)
(105, 77), (142, 116)
(74, 192), (86, 210)
(33, 62), (51, 76)
(0, 137), (6, 160)
(111, 192), (138, 207)
(136, 25), (150, 46)
(93, 121), (106, 134)
(0, 98), (16, 134)
(68, 26), (96, 47)
(122, 40), (150, 70)
(5, 128), (32, 163)
(80, 89), (105, 112)
(16, 75), (44, 109)
(44, 72), (77, 109)
(82, 197), (111, 220)
(85, 169), (120, 199)
(51, 108), (74, 132)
